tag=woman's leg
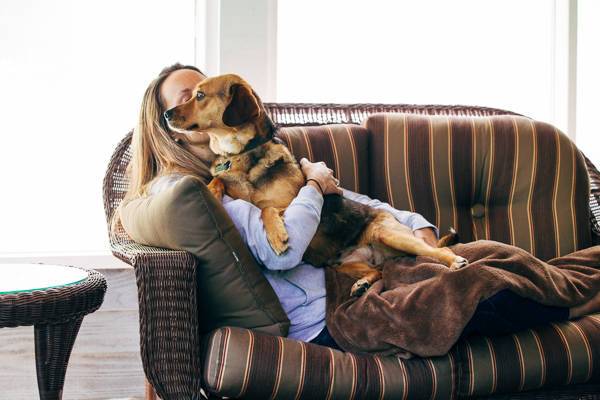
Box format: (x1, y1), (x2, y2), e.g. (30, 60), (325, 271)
(309, 326), (342, 351)
(461, 289), (570, 338)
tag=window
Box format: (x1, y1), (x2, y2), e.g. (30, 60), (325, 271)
(278, 1), (555, 121)
(0, 0), (195, 255)
(2, 0), (598, 257)
(278, 0), (599, 166)
(577, 0), (600, 165)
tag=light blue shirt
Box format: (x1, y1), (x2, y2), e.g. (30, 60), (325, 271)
(150, 173), (437, 342)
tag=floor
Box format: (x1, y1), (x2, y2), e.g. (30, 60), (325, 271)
(0, 261), (145, 399)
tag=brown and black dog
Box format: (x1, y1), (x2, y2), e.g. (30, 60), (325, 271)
(164, 74), (467, 296)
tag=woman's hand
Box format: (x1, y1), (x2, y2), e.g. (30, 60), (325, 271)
(414, 227), (438, 247)
(299, 158), (342, 195)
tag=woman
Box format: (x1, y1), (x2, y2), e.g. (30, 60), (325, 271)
(114, 63), (600, 351)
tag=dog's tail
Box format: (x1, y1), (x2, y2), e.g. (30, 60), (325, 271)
(437, 227), (460, 247)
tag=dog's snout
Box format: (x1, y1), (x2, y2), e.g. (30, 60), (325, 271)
(164, 109), (174, 121)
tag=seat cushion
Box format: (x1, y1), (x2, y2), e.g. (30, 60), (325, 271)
(201, 326), (454, 399)
(277, 124), (370, 195)
(452, 313), (600, 397)
(118, 175), (290, 336)
(202, 314), (600, 399)
(365, 113), (592, 260)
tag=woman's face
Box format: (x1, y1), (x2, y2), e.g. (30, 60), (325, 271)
(161, 68), (206, 110)
(160, 69), (216, 163)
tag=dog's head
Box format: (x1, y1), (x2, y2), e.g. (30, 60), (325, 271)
(164, 74), (275, 156)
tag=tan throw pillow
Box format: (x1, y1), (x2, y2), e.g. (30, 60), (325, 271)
(119, 175), (290, 336)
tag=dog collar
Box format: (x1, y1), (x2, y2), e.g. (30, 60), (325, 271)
(214, 160), (231, 174)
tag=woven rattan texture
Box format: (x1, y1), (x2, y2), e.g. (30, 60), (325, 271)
(263, 102), (522, 127)
(0, 267), (106, 399)
(101, 131), (196, 265)
(0, 267), (106, 328)
(102, 131), (203, 399)
(102, 103), (600, 399)
(585, 155), (600, 243)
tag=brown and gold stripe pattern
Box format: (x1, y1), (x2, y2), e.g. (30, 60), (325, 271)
(453, 312), (600, 397)
(366, 113), (592, 259)
(202, 312), (600, 399)
(277, 124), (370, 195)
(202, 326), (454, 399)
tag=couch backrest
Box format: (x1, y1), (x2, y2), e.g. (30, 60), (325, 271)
(365, 113), (592, 260)
(264, 102), (522, 126)
(103, 104), (522, 266)
(276, 124), (371, 194)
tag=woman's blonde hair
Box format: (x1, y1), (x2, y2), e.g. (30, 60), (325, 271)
(109, 63), (211, 241)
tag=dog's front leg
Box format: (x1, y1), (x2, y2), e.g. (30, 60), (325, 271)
(207, 178), (225, 201)
(262, 207), (289, 255)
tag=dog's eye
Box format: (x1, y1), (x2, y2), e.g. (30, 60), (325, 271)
(196, 91), (205, 100)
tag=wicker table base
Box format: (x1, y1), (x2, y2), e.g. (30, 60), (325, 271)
(0, 264), (107, 400)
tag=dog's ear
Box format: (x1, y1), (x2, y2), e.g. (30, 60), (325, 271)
(223, 83), (260, 127)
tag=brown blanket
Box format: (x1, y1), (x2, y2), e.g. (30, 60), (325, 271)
(325, 240), (600, 358)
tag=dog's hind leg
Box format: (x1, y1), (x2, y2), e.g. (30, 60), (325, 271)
(261, 207), (289, 255)
(364, 213), (468, 270)
(336, 262), (382, 297)
(381, 229), (467, 269)
(437, 227), (460, 247)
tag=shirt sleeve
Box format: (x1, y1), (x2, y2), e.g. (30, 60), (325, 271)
(223, 185), (324, 271)
(341, 188), (439, 238)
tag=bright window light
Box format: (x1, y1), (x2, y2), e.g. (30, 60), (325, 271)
(1, 0), (597, 256)
(577, 0), (600, 166)
(278, 0), (555, 124)
(0, 0), (195, 255)
(278, 0), (599, 167)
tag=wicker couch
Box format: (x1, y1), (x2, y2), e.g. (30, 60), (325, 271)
(103, 103), (600, 399)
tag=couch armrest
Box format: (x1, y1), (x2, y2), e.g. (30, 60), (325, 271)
(111, 243), (204, 399)
(584, 155), (600, 244)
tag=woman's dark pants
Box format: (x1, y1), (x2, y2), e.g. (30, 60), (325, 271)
(310, 289), (570, 350)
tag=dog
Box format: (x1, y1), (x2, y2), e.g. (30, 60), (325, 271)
(164, 74), (468, 296)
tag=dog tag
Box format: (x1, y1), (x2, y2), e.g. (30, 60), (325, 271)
(215, 160), (231, 173)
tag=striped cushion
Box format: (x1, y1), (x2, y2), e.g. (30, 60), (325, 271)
(276, 124), (370, 195)
(453, 313), (600, 397)
(366, 113), (592, 260)
(202, 314), (600, 399)
(202, 326), (455, 399)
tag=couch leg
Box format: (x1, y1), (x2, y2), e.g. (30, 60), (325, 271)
(145, 378), (158, 400)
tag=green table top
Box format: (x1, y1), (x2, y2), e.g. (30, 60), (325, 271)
(0, 263), (88, 295)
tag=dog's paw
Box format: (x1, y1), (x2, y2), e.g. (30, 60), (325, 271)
(437, 227), (460, 247)
(262, 207), (289, 255)
(268, 237), (289, 255)
(207, 178), (225, 200)
(266, 227), (289, 255)
(450, 256), (468, 270)
(350, 278), (371, 297)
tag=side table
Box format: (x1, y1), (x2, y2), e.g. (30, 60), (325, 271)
(0, 263), (107, 400)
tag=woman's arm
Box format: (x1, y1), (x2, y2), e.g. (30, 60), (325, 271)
(223, 185), (324, 271)
(225, 158), (342, 270)
(341, 188), (439, 239)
